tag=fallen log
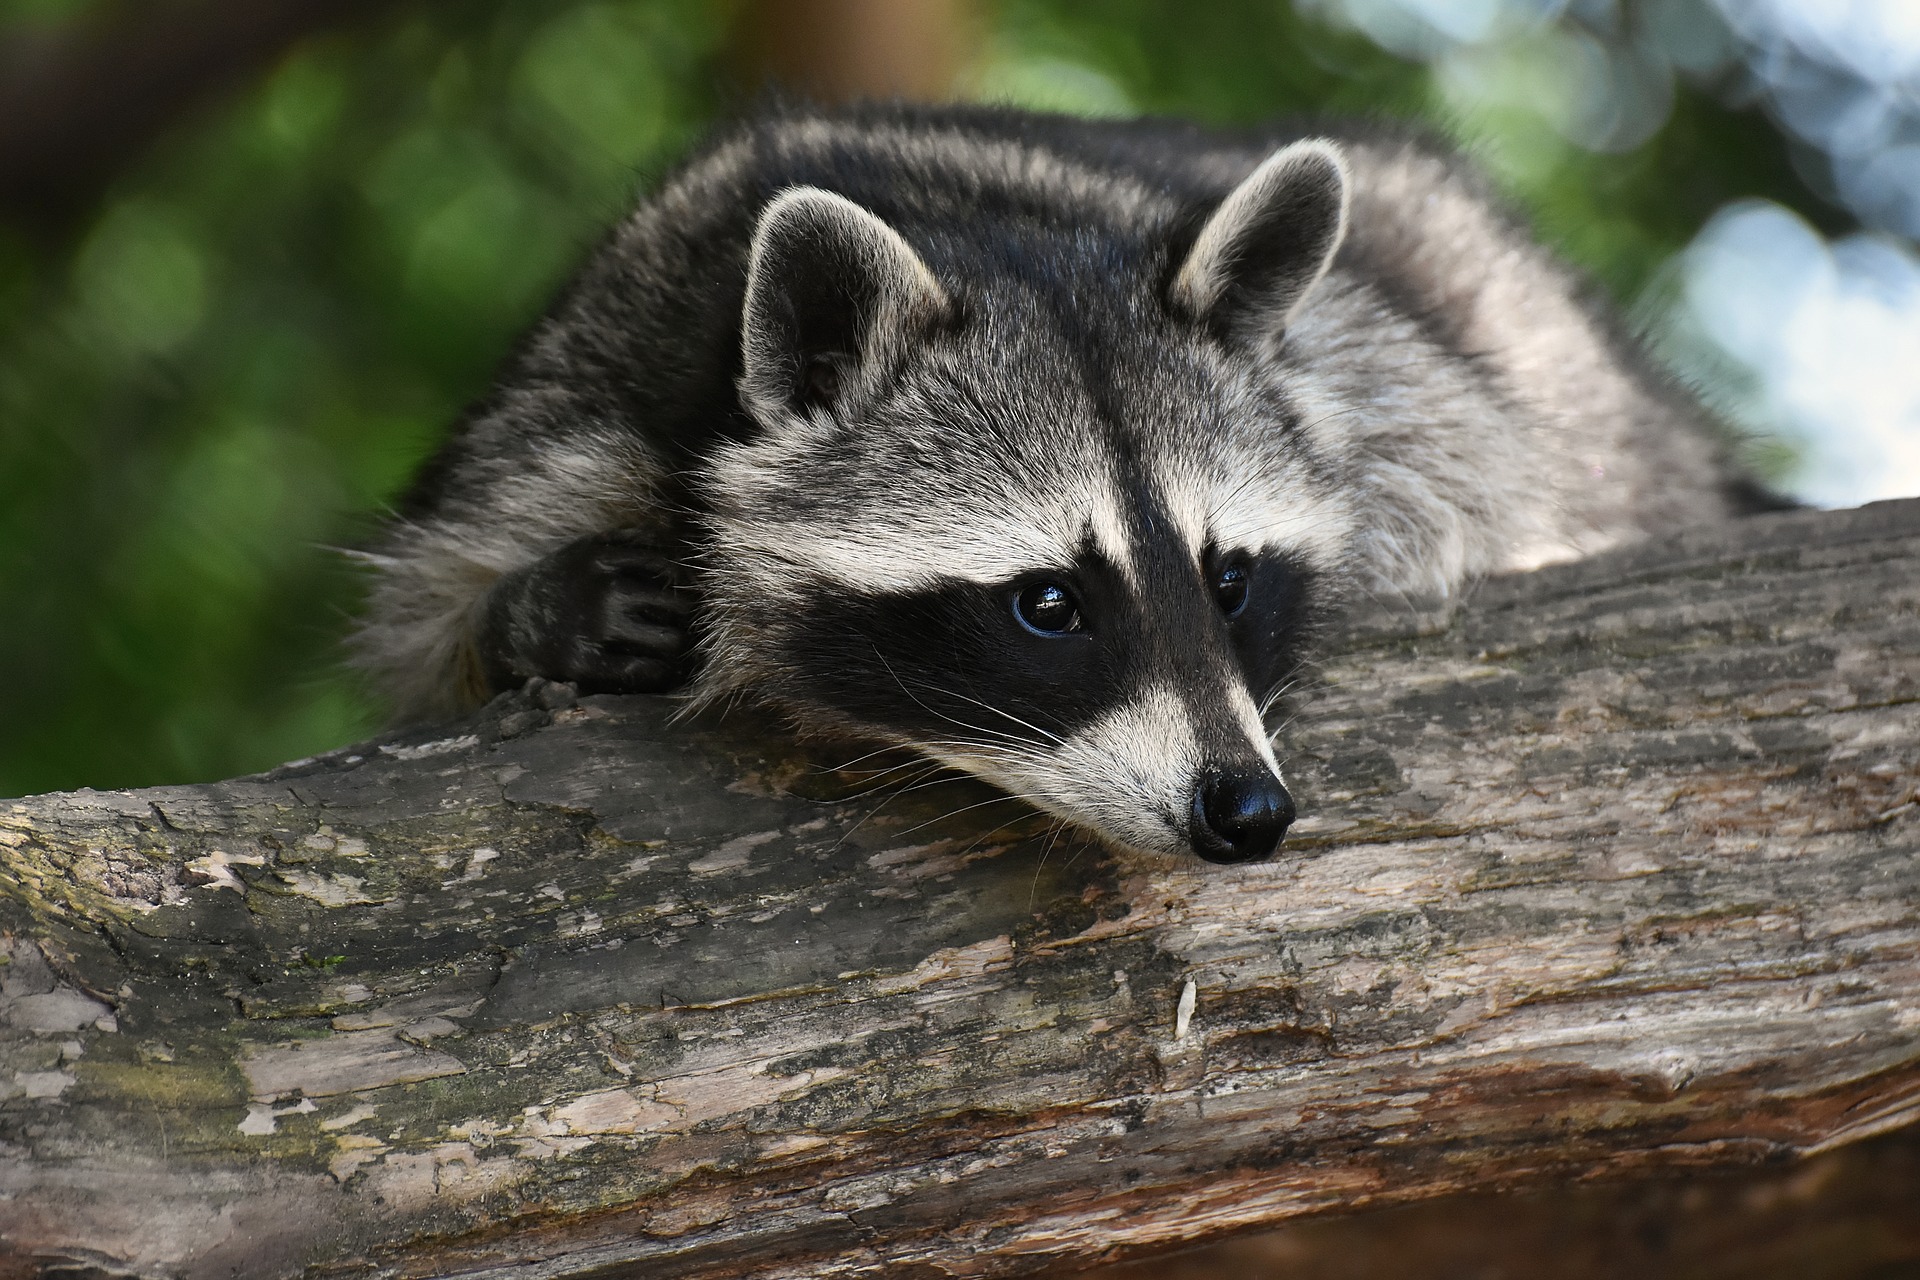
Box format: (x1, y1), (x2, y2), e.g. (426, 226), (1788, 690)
(2, 498), (1917, 1279)
(1078, 1121), (1920, 1279)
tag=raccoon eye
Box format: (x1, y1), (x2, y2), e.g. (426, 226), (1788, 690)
(1214, 562), (1250, 617)
(1014, 582), (1084, 635)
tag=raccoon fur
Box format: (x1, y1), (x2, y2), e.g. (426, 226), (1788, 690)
(357, 103), (1764, 865)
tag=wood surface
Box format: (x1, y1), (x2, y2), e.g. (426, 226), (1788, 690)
(2, 498), (1917, 1279)
(1076, 1122), (1920, 1279)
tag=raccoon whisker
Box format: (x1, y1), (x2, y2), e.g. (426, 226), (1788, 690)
(1060, 831), (1096, 873)
(891, 735), (1020, 755)
(1267, 707), (1304, 734)
(1262, 667), (1331, 716)
(1028, 818), (1073, 913)
(887, 787), (1077, 843)
(1257, 676), (1308, 721)
(813, 736), (949, 774)
(871, 649), (1044, 752)
(950, 816), (1034, 865)
(814, 741), (935, 776)
(910, 703), (1047, 754)
(912, 742), (1031, 765)
(669, 676), (751, 725)
(955, 806), (1072, 865)
(828, 752), (919, 785)
(897, 779), (1089, 841)
(831, 761), (963, 850)
(906, 680), (1067, 747)
(890, 761), (990, 792)
(1264, 694), (1312, 737)
(867, 648), (1066, 751)
(828, 759), (952, 802)
(828, 747), (1041, 850)
(873, 762), (960, 798)
(1256, 682), (1288, 718)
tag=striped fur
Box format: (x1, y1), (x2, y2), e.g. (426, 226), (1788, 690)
(357, 104), (1758, 859)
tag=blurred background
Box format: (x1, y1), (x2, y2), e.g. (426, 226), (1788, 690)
(2, 0), (1918, 801)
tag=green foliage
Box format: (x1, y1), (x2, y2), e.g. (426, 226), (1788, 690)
(0, 0), (726, 795)
(0, 0), (1835, 796)
(984, 0), (1824, 305)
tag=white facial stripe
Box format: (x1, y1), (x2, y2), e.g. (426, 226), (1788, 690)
(1208, 485), (1355, 567)
(1153, 443), (1356, 573)
(724, 515), (1077, 591)
(1087, 486), (1139, 587)
(926, 682), (1282, 859)
(706, 442), (1140, 591)
(1228, 683), (1284, 773)
(934, 685), (1199, 856)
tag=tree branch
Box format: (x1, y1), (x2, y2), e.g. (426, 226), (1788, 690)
(2, 499), (1917, 1279)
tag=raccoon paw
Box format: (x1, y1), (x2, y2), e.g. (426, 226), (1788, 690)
(478, 531), (695, 697)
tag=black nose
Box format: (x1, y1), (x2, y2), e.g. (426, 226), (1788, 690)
(1190, 768), (1295, 864)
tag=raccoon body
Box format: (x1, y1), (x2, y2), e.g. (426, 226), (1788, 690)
(358, 104), (1756, 864)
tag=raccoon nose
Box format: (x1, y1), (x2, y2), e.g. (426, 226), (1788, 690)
(1191, 768), (1295, 864)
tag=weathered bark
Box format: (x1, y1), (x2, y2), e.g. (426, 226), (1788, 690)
(1, 498), (1916, 1279)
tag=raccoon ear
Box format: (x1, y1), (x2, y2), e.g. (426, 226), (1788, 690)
(1170, 140), (1349, 351)
(740, 187), (949, 421)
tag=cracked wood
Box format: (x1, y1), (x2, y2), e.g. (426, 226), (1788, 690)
(1, 498), (1917, 1279)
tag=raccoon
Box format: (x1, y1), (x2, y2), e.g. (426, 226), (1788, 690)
(356, 104), (1763, 865)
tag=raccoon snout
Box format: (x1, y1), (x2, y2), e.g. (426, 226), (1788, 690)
(1190, 768), (1295, 864)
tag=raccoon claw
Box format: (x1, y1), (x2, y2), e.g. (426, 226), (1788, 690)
(478, 531), (694, 697)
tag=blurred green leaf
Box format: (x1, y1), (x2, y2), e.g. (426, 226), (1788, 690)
(72, 199), (211, 355)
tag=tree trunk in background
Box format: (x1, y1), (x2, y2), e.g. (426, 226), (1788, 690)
(727, 0), (980, 104)
(0, 0), (409, 237)
(1, 498), (1917, 1280)
(0, 0), (981, 234)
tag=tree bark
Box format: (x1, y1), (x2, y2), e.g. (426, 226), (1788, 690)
(2, 498), (1917, 1280)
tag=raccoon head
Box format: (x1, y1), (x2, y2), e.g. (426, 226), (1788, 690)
(700, 141), (1354, 864)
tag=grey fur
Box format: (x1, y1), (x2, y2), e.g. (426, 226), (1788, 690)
(357, 104), (1754, 861)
